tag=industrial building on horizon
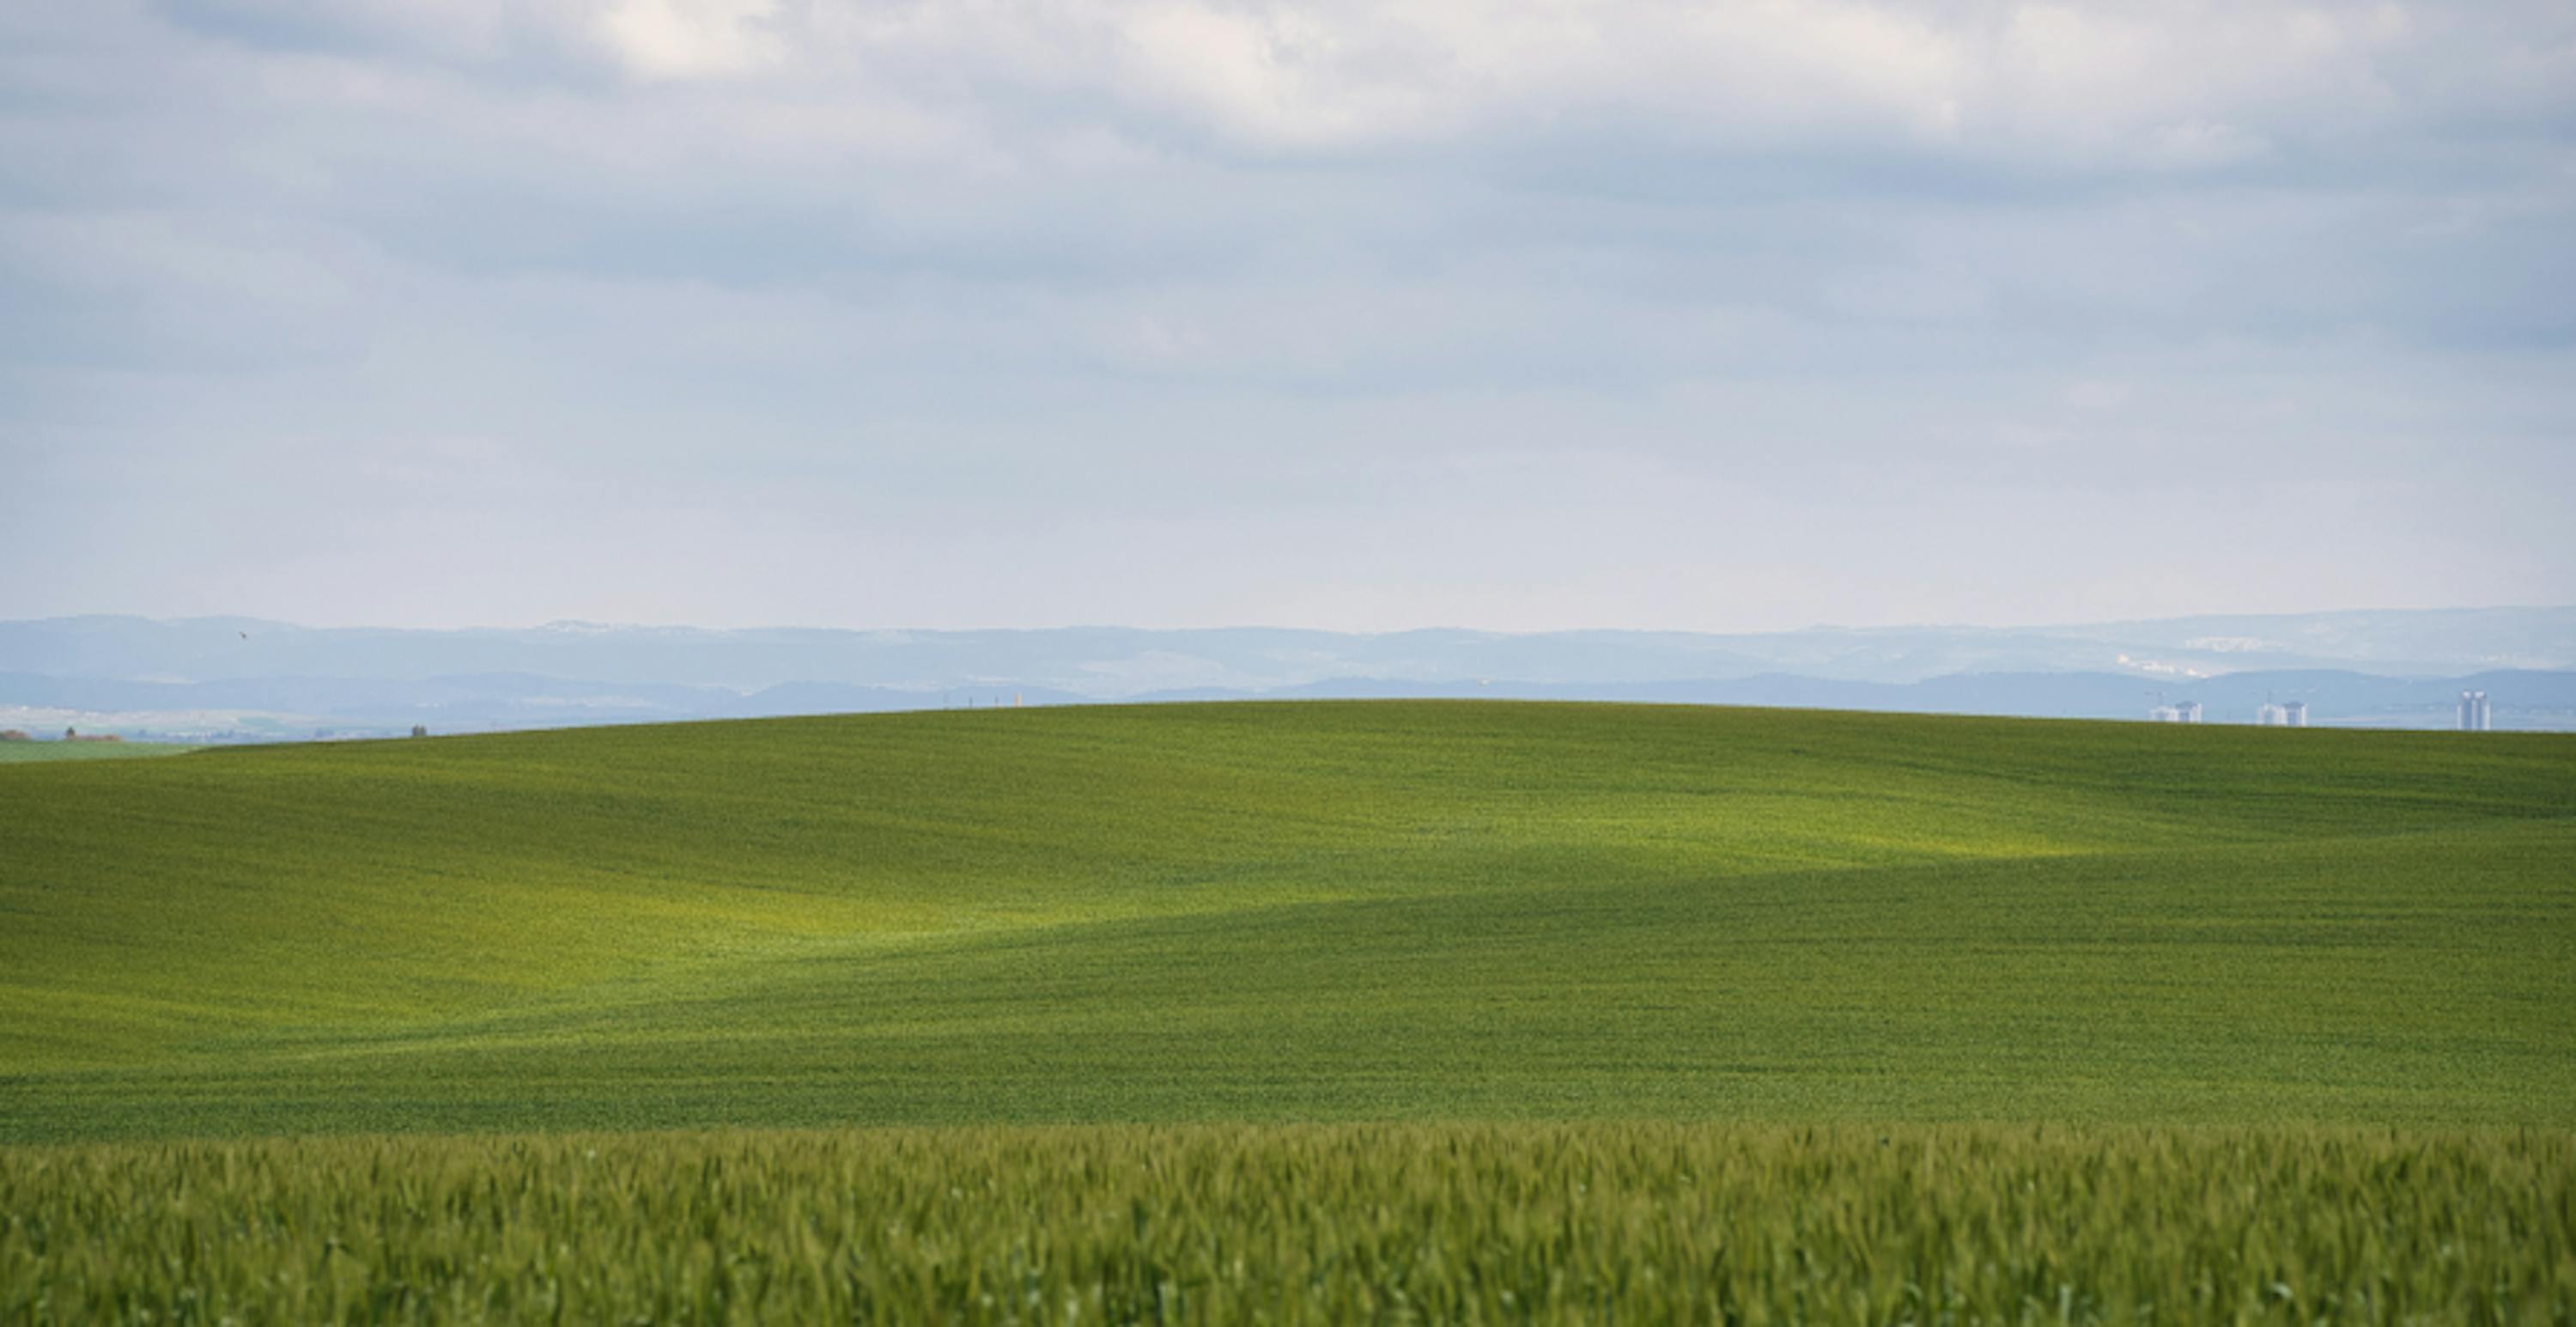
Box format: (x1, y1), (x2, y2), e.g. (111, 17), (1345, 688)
(2148, 700), (2203, 723)
(2255, 700), (2308, 727)
(2458, 691), (2492, 732)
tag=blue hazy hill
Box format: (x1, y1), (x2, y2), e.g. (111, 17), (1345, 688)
(3, 610), (2571, 737)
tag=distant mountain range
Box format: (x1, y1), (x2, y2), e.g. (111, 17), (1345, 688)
(3, 608), (2572, 740)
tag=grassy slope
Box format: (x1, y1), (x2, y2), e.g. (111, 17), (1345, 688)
(2, 702), (2570, 1141)
(0, 740), (197, 764)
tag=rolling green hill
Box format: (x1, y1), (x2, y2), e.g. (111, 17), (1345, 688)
(0, 739), (197, 764)
(3, 702), (2571, 1142)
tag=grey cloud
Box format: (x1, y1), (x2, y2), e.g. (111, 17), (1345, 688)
(1, 1), (2569, 632)
(147, 0), (613, 83)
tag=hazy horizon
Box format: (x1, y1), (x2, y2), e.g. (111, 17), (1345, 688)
(6, 600), (2576, 636)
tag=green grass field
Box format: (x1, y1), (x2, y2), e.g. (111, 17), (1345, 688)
(3, 702), (2572, 1320)
(5, 702), (2571, 1139)
(0, 740), (197, 764)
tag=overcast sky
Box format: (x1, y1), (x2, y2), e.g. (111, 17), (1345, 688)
(3, 2), (2571, 632)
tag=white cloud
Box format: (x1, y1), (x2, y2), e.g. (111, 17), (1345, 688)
(1974, 3), (2409, 166)
(969, 0), (1976, 150)
(1112, 3), (1443, 146)
(546, 0), (2523, 166)
(594, 0), (784, 78)
(127, 1), (2576, 170)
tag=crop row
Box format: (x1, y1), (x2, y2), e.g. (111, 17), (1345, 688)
(5, 1123), (2569, 1324)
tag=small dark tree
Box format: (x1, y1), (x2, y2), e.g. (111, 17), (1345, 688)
(410, 725), (428, 739)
